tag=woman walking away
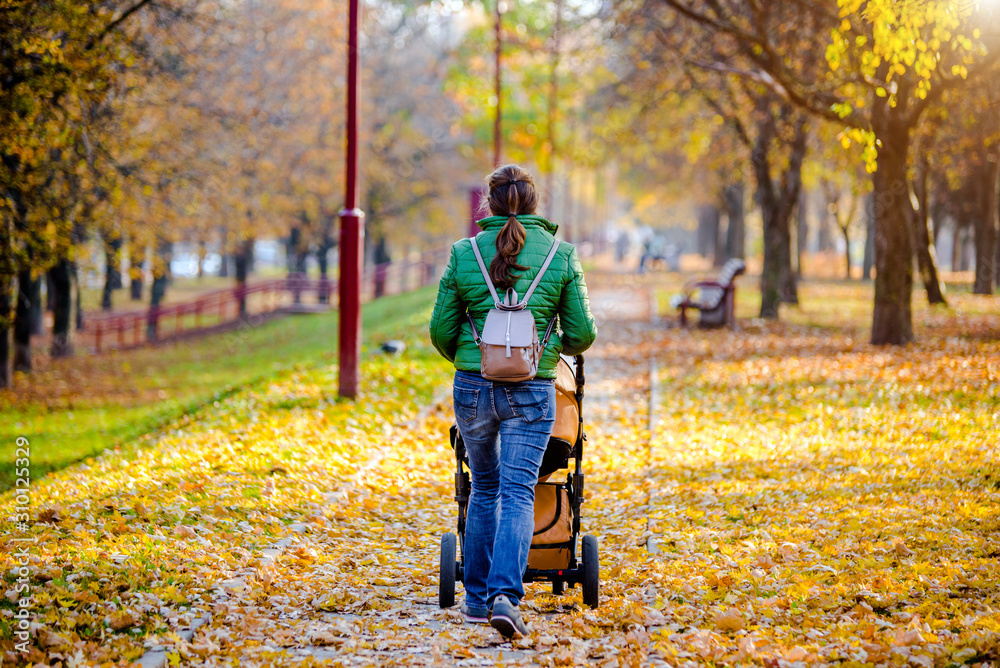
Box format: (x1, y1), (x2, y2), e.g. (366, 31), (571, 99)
(429, 164), (597, 640)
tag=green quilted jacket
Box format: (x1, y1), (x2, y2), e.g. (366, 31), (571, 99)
(429, 215), (597, 379)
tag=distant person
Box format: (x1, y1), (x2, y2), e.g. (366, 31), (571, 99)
(638, 238), (650, 273)
(639, 234), (669, 273)
(615, 231), (630, 263)
(429, 164), (597, 640)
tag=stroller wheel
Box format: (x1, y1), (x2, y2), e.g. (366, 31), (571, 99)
(552, 579), (564, 596)
(582, 534), (600, 609)
(439, 532), (457, 608)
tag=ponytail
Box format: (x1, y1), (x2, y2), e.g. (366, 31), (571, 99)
(485, 164), (539, 290)
(490, 215), (528, 289)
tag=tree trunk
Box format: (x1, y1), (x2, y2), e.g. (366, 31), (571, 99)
(291, 225), (309, 305)
(973, 152), (998, 294)
(779, 122), (807, 305)
(742, 100), (809, 317)
(46, 272), (55, 312)
(102, 234), (122, 311)
(796, 189), (808, 278)
(910, 150), (947, 305)
(753, 109), (806, 317)
(373, 235), (390, 299)
(953, 224), (965, 272)
(13, 269), (36, 372)
(723, 182), (745, 259)
(713, 204), (726, 267)
(286, 226), (301, 275)
(863, 193), (875, 280)
(697, 203), (722, 263)
(817, 201), (833, 251)
(196, 240), (206, 280)
(219, 226), (230, 278)
(317, 214), (335, 304)
(841, 224), (852, 280)
(823, 182), (850, 277)
(49, 259), (73, 357)
(129, 241), (145, 301)
(146, 240), (171, 341)
(317, 246), (330, 304)
(995, 208), (1000, 290)
(130, 273), (143, 301)
(869, 102), (915, 345)
(0, 276), (10, 388)
(930, 197), (947, 249)
(234, 238), (254, 318)
(288, 226), (302, 303)
(760, 206), (783, 318)
(28, 273), (42, 335)
(73, 263), (83, 333)
(147, 273), (167, 341)
(779, 207), (798, 304)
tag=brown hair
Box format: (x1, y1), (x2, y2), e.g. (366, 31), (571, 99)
(485, 164), (539, 290)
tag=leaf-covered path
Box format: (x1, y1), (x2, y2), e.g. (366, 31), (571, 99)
(2, 274), (999, 667)
(163, 281), (663, 666)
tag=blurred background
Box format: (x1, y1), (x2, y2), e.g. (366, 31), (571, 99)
(2, 0), (999, 385)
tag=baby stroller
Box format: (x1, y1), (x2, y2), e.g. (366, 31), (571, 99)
(438, 354), (600, 610)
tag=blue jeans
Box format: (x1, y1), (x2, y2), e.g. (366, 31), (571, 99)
(453, 370), (556, 609)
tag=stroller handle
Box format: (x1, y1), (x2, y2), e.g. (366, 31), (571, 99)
(574, 355), (585, 399)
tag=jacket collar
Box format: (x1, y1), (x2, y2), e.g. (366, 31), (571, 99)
(476, 214), (559, 234)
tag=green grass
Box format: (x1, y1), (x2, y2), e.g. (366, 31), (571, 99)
(0, 287), (439, 490)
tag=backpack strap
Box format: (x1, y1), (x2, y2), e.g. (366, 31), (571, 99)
(521, 239), (560, 305)
(532, 242), (561, 351)
(468, 237), (502, 306)
(540, 315), (557, 349)
(466, 312), (482, 345)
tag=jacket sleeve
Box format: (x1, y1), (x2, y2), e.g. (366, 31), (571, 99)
(558, 244), (597, 355)
(429, 244), (464, 362)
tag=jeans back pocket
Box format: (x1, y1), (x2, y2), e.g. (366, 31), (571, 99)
(453, 386), (479, 423)
(506, 384), (552, 423)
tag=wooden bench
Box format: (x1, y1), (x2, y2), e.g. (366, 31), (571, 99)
(670, 258), (746, 329)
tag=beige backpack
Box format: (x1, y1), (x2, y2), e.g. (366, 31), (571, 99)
(466, 237), (560, 383)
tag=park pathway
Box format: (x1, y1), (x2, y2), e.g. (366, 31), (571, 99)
(10, 267), (999, 666)
(182, 276), (672, 666)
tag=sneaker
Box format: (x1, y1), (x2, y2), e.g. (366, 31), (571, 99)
(489, 595), (529, 640)
(461, 603), (490, 624)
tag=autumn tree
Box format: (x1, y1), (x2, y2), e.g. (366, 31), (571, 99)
(658, 0), (1000, 344)
(604, 1), (820, 317)
(927, 69), (1000, 294)
(1, 1), (210, 385)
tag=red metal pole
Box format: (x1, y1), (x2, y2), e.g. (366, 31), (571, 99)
(339, 0), (365, 399)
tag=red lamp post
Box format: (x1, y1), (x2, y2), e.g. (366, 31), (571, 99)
(338, 0), (364, 399)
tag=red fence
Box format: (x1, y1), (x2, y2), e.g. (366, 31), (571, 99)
(83, 246), (452, 354)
